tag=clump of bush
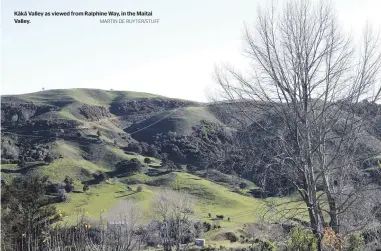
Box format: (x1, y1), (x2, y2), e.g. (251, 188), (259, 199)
(175, 163), (183, 170)
(239, 182), (248, 189)
(18, 158), (26, 168)
(58, 189), (68, 202)
(64, 176), (74, 193)
(225, 232), (238, 243)
(44, 154), (55, 164)
(83, 184), (89, 192)
(216, 214), (224, 220)
(93, 171), (108, 183)
(116, 158), (142, 175)
(212, 221), (221, 229)
(203, 222), (212, 232)
(186, 164), (197, 173)
(286, 226), (317, 251)
(144, 157), (151, 165)
(137, 185), (143, 192)
(346, 232), (365, 251)
(254, 239), (277, 251)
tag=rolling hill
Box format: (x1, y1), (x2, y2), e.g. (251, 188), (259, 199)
(2, 88), (381, 247)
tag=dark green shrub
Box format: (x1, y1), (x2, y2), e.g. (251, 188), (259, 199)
(186, 164), (197, 173)
(58, 189), (68, 202)
(161, 157), (168, 168)
(347, 232), (365, 251)
(130, 158), (143, 172)
(225, 232), (238, 242)
(286, 226), (317, 251)
(144, 157), (151, 164)
(64, 176), (74, 192)
(239, 182), (248, 189)
(216, 214), (224, 220)
(165, 160), (176, 170)
(93, 171), (108, 182)
(203, 222), (212, 232)
(18, 158), (26, 168)
(256, 239), (277, 251)
(175, 163), (182, 170)
(64, 176), (73, 185)
(83, 184), (89, 192)
(64, 183), (74, 193)
(116, 159), (142, 174)
(147, 144), (159, 157)
(44, 154), (55, 163)
(126, 142), (142, 154)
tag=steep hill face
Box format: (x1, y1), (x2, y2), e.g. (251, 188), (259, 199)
(125, 106), (222, 142)
(2, 88), (381, 196)
(0, 89), (214, 167)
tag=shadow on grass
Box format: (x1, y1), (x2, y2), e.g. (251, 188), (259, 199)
(248, 188), (293, 199)
(72, 190), (83, 194)
(83, 170), (134, 186)
(187, 177), (202, 181)
(1, 162), (46, 175)
(248, 188), (274, 199)
(115, 191), (138, 198)
(86, 135), (99, 140)
(210, 218), (225, 221)
(145, 169), (171, 177)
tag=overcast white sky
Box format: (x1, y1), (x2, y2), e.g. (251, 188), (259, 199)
(1, 0), (380, 102)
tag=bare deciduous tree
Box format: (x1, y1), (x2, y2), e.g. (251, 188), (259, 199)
(152, 189), (196, 251)
(105, 200), (143, 251)
(212, 0), (381, 250)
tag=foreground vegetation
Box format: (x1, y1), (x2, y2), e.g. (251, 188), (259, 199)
(2, 166), (381, 251)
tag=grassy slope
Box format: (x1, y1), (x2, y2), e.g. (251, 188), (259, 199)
(2, 88), (166, 122)
(2, 89), (208, 140)
(1, 156), (301, 246)
(1, 164), (20, 183)
(172, 106), (221, 135)
(1, 88), (304, 245)
(3, 88), (164, 106)
(2, 156), (298, 228)
(56, 170), (268, 227)
(107, 146), (161, 166)
(126, 106), (221, 140)
(169, 173), (267, 225)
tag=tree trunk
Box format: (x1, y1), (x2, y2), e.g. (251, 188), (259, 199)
(164, 244), (172, 251)
(307, 201), (324, 251)
(324, 175), (339, 233)
(327, 192), (339, 233)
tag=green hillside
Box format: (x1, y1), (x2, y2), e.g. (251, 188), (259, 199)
(2, 88), (164, 107)
(1, 88), (347, 248)
(54, 170), (268, 226)
(125, 106), (221, 142)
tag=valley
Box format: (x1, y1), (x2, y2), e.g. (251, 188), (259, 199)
(1, 88), (381, 250)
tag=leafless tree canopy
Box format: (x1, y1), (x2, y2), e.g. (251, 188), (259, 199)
(213, 0), (381, 249)
(152, 189), (196, 251)
(104, 200), (144, 251)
